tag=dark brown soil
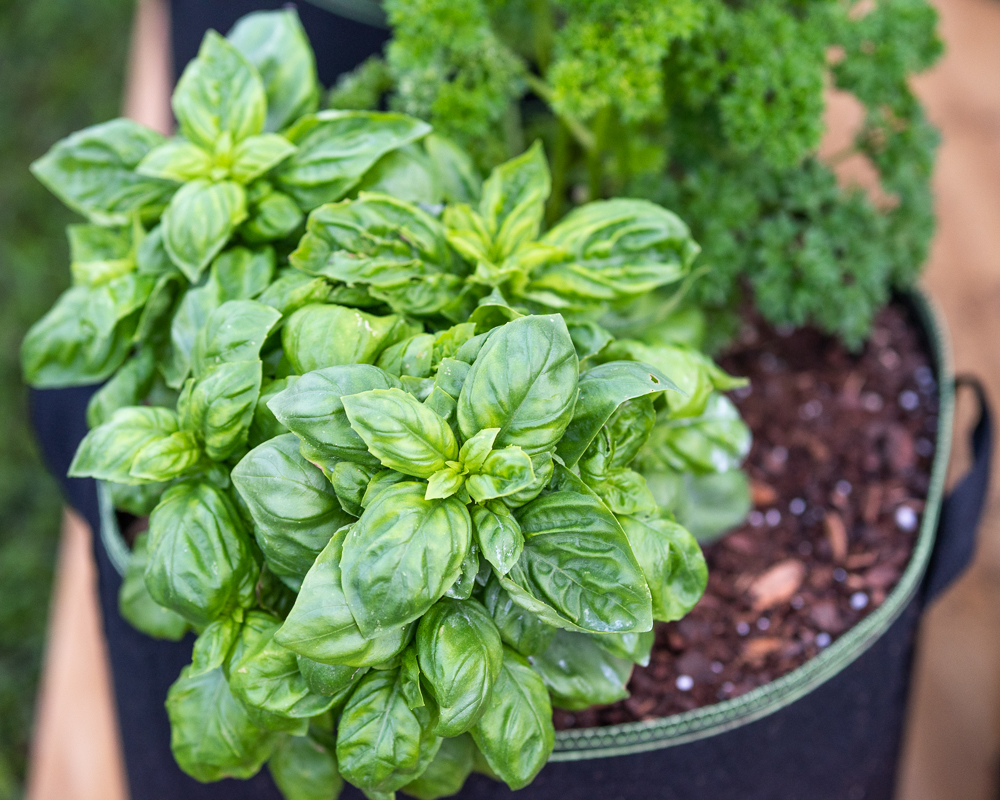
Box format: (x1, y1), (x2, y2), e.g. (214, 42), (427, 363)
(555, 303), (939, 729)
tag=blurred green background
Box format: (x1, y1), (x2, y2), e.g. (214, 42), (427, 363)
(0, 1), (135, 796)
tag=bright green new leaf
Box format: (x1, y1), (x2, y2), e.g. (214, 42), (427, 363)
(230, 133), (297, 184)
(67, 223), (134, 286)
(129, 430), (202, 482)
(457, 427), (498, 472)
(70, 406), (180, 484)
(478, 141), (550, 260)
(466, 446), (535, 503)
(136, 139), (214, 183)
(163, 180), (247, 281)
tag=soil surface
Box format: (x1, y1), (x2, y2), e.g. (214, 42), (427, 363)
(555, 303), (939, 730)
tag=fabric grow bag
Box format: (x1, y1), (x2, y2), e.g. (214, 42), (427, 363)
(29, 289), (990, 800)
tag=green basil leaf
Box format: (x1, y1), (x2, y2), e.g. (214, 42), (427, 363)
(30, 118), (173, 224)
(528, 629), (631, 710)
(136, 139), (213, 182)
(145, 481), (259, 625)
(269, 733), (342, 800)
(470, 646), (553, 790)
(277, 111), (431, 209)
(297, 656), (368, 699)
(213, 246), (276, 301)
(242, 190), (305, 243)
(166, 662), (276, 782)
(369, 272), (465, 318)
(481, 574), (555, 656)
(376, 333), (435, 378)
(400, 646), (425, 710)
(457, 427), (497, 473)
(650, 469), (751, 544)
(444, 542), (479, 600)
(606, 395), (658, 470)
(471, 501), (523, 576)
(268, 364), (402, 469)
(163, 273), (222, 388)
(163, 180), (248, 281)
(585, 468), (658, 517)
(172, 30), (266, 149)
(341, 482), (471, 636)
(400, 734), (475, 800)
(135, 271), (185, 345)
(108, 480), (169, 516)
(249, 377), (295, 448)
(466, 446), (534, 503)
(136, 224), (175, 274)
(417, 599), (503, 737)
(331, 461), (379, 517)
(118, 532), (189, 641)
(567, 322), (613, 362)
(191, 299), (281, 378)
(231, 133), (297, 184)
(539, 199), (698, 301)
(70, 406), (179, 483)
(499, 451), (553, 509)
(275, 526), (413, 666)
(227, 8), (319, 133)
(232, 434), (354, 581)
(433, 324), (478, 365)
(257, 269), (331, 317)
(457, 315), (578, 456)
(357, 144), (442, 204)
(180, 360), (263, 461)
(67, 223), (134, 286)
(425, 467), (465, 502)
(342, 388), (458, 479)
(282, 304), (409, 375)
(86, 347), (157, 428)
(129, 429), (202, 482)
(336, 669), (424, 792)
(478, 141), (550, 261)
(190, 617), (242, 676)
(619, 515), (707, 622)
(425, 133), (482, 204)
(589, 629), (654, 667)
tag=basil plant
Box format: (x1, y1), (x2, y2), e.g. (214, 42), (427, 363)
(26, 9), (754, 799)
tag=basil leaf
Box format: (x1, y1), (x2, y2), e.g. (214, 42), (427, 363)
(227, 8), (319, 133)
(478, 141), (550, 260)
(30, 118), (173, 224)
(457, 314), (578, 455)
(417, 599), (503, 737)
(457, 427), (497, 472)
(470, 646), (553, 791)
(248, 377), (295, 448)
(118, 532), (189, 641)
(191, 299), (281, 378)
(144, 481), (259, 625)
(70, 406), (179, 483)
(166, 663), (276, 782)
(466, 446), (534, 503)
(136, 139), (213, 182)
(230, 133), (297, 184)
(590, 629), (655, 667)
(481, 574), (555, 657)
(242, 190), (304, 243)
(508, 482), (653, 633)
(650, 468), (751, 543)
(282, 304), (409, 374)
(135, 271), (184, 345)
(191, 617), (242, 676)
(336, 669), (425, 793)
(500, 451), (554, 509)
(444, 542), (479, 600)
(297, 656), (368, 700)
(257, 269), (331, 317)
(275, 526), (412, 666)
(471, 501), (523, 576)
(232, 434), (354, 581)
(86, 347), (157, 428)
(528, 629), (631, 710)
(268, 734), (342, 800)
(331, 461), (379, 517)
(163, 272), (221, 388)
(557, 360), (674, 467)
(213, 246), (276, 301)
(606, 394), (657, 469)
(568, 321), (613, 362)
(585, 468), (658, 517)
(376, 333), (435, 378)
(342, 388), (458, 479)
(619, 515), (707, 622)
(172, 30), (266, 150)
(108, 479), (169, 517)
(341, 482), (471, 636)
(425, 466), (465, 502)
(357, 144), (442, 204)
(400, 734), (475, 800)
(163, 180), (247, 282)
(180, 360), (263, 460)
(129, 429), (202, 482)
(67, 223), (134, 286)
(276, 111), (431, 209)
(425, 133), (482, 204)
(136, 224), (175, 274)
(268, 364), (402, 469)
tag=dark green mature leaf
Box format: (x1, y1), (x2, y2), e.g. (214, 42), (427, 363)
(212, 246), (276, 301)
(242, 190), (304, 243)
(619, 515), (707, 622)
(336, 669), (425, 792)
(331, 462), (379, 517)
(297, 656), (368, 699)
(191, 299), (281, 378)
(639, 393), (752, 474)
(471, 501), (523, 576)
(281, 304), (410, 375)
(558, 360), (674, 467)
(528, 629), (631, 710)
(481, 575), (555, 657)
(400, 734), (475, 800)
(268, 365), (402, 470)
(144, 481), (259, 625)
(342, 482), (472, 636)
(30, 118), (173, 224)
(269, 733), (342, 800)
(506, 481), (653, 633)
(180, 360), (262, 461)
(276, 111), (431, 209)
(228, 8), (320, 133)
(232, 434), (354, 581)
(276, 526), (413, 666)
(257, 269), (331, 317)
(118, 532), (189, 641)
(457, 314), (578, 456)
(471, 647), (553, 790)
(21, 273), (154, 388)
(162, 180), (248, 282)
(343, 388), (458, 479)
(590, 629), (654, 667)
(86, 347), (157, 428)
(585, 468), (657, 518)
(249, 377), (295, 448)
(417, 599), (503, 737)
(70, 406), (179, 483)
(172, 30), (267, 150)
(376, 333), (435, 378)
(166, 662), (276, 782)
(478, 141), (550, 260)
